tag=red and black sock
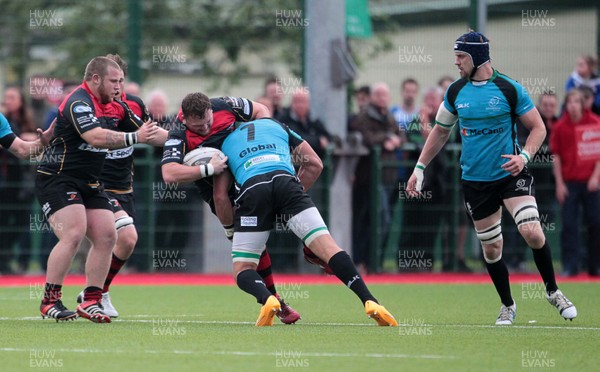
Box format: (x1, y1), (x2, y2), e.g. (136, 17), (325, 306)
(83, 286), (103, 302)
(42, 283), (62, 304)
(257, 250), (277, 296)
(236, 269), (273, 305)
(103, 253), (127, 293)
(327, 251), (377, 305)
(485, 258), (514, 307)
(531, 242), (558, 294)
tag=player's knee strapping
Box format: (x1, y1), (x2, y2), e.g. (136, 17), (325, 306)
(476, 219), (502, 245)
(511, 202), (539, 227)
(231, 231), (270, 265)
(286, 207), (329, 246)
(115, 216), (134, 231)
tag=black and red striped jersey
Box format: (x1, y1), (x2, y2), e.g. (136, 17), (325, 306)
(37, 81), (143, 181)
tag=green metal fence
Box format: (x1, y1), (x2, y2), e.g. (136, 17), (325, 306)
(0, 143), (560, 274)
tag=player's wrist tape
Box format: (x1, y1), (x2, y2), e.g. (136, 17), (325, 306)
(519, 150), (531, 164)
(223, 224), (234, 241)
(199, 163), (214, 178)
(413, 162), (425, 192)
(124, 132), (138, 146)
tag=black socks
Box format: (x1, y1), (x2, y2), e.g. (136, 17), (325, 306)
(328, 251), (377, 304)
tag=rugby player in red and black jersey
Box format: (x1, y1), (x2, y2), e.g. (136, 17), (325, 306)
(161, 92), (301, 324)
(74, 54), (169, 318)
(35, 56), (159, 323)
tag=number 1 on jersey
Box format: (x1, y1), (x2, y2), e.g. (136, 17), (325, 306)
(240, 123), (255, 141)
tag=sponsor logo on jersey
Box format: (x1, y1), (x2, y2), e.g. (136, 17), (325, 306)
(243, 155), (281, 170)
(162, 148), (182, 161)
(164, 139), (182, 146)
(461, 127), (504, 137)
(106, 146), (134, 159)
(76, 114), (96, 126)
(239, 143), (277, 157)
(241, 216), (258, 227)
(78, 143), (108, 153)
(456, 103), (470, 109)
(486, 96), (502, 112)
(73, 105), (92, 113)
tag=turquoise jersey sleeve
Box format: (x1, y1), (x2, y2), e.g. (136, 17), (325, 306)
(0, 113), (14, 139)
(514, 80), (535, 116)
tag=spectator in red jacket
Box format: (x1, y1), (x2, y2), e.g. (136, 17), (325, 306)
(550, 89), (600, 276)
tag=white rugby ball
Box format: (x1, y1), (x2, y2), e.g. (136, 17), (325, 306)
(183, 147), (226, 166)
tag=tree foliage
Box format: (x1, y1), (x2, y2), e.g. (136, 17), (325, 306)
(0, 0), (304, 87)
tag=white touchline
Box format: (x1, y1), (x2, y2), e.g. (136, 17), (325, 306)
(1, 317), (599, 331)
(0, 347), (455, 360)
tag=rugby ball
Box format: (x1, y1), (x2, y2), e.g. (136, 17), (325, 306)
(183, 147), (226, 166)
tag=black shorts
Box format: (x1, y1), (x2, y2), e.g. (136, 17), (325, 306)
(234, 170), (315, 232)
(106, 191), (136, 221)
(35, 173), (111, 218)
(462, 169), (535, 221)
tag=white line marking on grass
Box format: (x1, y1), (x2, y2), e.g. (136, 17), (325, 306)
(430, 323), (600, 331)
(2, 317), (599, 331)
(0, 347), (454, 360)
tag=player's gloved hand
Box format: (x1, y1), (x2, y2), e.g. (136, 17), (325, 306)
(223, 224), (234, 241)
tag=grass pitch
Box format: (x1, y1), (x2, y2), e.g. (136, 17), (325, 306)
(1, 283), (599, 371)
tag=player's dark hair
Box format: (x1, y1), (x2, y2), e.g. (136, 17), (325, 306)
(84, 56), (121, 81)
(181, 92), (211, 119)
(106, 54), (128, 77)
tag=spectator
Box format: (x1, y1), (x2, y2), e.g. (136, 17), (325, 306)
(1, 86), (37, 274)
(276, 88), (331, 159)
(391, 78), (420, 133)
(260, 77), (284, 118)
(354, 85), (371, 113)
(438, 75), (455, 95)
(125, 82), (141, 96)
(146, 89), (174, 129)
(550, 89), (600, 276)
(578, 85), (596, 113)
(391, 78), (420, 183)
(565, 55), (600, 115)
(350, 82), (404, 274)
(28, 75), (57, 130)
(43, 81), (79, 130)
(347, 85), (370, 131)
